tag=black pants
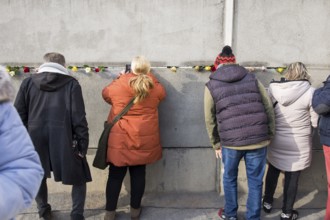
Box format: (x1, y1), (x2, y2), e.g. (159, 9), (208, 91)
(106, 163), (146, 211)
(35, 177), (87, 220)
(264, 163), (301, 213)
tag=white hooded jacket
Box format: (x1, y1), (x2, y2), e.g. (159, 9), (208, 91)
(267, 79), (318, 171)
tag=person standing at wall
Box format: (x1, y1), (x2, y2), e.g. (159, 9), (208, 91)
(311, 73), (330, 220)
(14, 53), (92, 220)
(263, 62), (318, 220)
(102, 56), (166, 220)
(204, 46), (275, 220)
(0, 66), (44, 220)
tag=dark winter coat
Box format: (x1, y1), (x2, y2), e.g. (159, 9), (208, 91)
(206, 64), (270, 146)
(14, 72), (92, 185)
(312, 75), (330, 146)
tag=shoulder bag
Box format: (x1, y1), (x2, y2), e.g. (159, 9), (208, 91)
(92, 97), (135, 169)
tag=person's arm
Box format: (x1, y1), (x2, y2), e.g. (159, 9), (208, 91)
(102, 83), (113, 105)
(149, 73), (166, 101)
(0, 103), (44, 220)
(71, 81), (89, 156)
(204, 87), (221, 150)
(312, 84), (330, 115)
(14, 80), (29, 127)
(257, 80), (275, 138)
(309, 89), (319, 128)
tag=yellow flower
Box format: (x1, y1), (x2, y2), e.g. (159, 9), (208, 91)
(72, 66), (78, 72)
(194, 66), (200, 71)
(204, 66), (211, 71)
(9, 71), (15, 76)
(170, 66), (177, 72)
(5, 68), (10, 72)
(276, 67), (284, 73)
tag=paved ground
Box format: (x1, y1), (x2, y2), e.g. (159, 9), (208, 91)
(17, 191), (326, 220)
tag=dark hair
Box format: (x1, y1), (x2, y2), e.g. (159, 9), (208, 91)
(43, 52), (66, 67)
(220, 45), (234, 57)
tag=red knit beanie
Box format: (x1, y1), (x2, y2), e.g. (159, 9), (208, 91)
(213, 45), (236, 69)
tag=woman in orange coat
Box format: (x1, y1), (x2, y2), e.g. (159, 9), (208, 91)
(102, 56), (166, 220)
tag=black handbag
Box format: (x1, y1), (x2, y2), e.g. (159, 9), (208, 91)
(92, 97), (135, 169)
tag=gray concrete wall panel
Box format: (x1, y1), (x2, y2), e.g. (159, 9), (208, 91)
(0, 0), (223, 65)
(235, 0), (330, 67)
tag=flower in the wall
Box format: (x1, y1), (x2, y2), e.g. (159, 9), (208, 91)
(9, 71), (15, 76)
(98, 66), (105, 72)
(170, 66), (177, 72)
(194, 66), (201, 71)
(85, 67), (91, 73)
(276, 67), (285, 74)
(211, 66), (216, 72)
(23, 66), (30, 73)
(204, 66), (211, 71)
(71, 66), (78, 72)
(167, 66), (177, 72)
(6, 66), (20, 76)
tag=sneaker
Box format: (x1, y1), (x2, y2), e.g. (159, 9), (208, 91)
(280, 210), (299, 220)
(217, 208), (237, 220)
(262, 199), (273, 213)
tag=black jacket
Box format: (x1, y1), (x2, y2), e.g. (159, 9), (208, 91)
(14, 72), (92, 185)
(312, 75), (330, 146)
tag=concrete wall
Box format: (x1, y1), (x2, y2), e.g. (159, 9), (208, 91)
(0, 0), (223, 65)
(234, 0), (330, 67)
(3, 0), (330, 197)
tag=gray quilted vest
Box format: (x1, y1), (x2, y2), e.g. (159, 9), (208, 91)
(206, 64), (269, 146)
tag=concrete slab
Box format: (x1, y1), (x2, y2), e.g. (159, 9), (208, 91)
(17, 191), (326, 220)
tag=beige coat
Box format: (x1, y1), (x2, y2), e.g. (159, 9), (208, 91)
(267, 80), (318, 172)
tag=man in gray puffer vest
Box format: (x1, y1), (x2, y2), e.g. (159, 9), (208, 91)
(204, 46), (275, 220)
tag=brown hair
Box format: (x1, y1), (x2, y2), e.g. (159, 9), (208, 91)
(43, 52), (66, 67)
(129, 56), (154, 103)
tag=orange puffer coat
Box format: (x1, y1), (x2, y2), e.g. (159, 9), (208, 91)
(102, 73), (166, 167)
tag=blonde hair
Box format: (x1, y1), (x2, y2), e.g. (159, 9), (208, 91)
(285, 62), (310, 81)
(43, 52), (66, 67)
(129, 56), (154, 103)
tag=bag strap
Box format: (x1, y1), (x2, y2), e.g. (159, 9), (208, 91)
(111, 97), (136, 124)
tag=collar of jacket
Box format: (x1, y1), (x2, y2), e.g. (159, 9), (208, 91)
(37, 62), (69, 75)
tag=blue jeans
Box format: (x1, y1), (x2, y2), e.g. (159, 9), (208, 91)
(222, 147), (267, 220)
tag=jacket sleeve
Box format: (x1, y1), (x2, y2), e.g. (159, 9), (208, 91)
(102, 77), (121, 105)
(102, 83), (113, 105)
(151, 73), (166, 101)
(257, 80), (275, 138)
(157, 82), (166, 101)
(0, 103), (44, 220)
(14, 79), (29, 127)
(71, 82), (89, 155)
(309, 88), (319, 128)
(312, 84), (330, 115)
(204, 87), (221, 150)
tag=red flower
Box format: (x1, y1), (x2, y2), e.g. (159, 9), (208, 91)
(211, 66), (216, 72)
(23, 67), (30, 73)
(95, 67), (100, 72)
